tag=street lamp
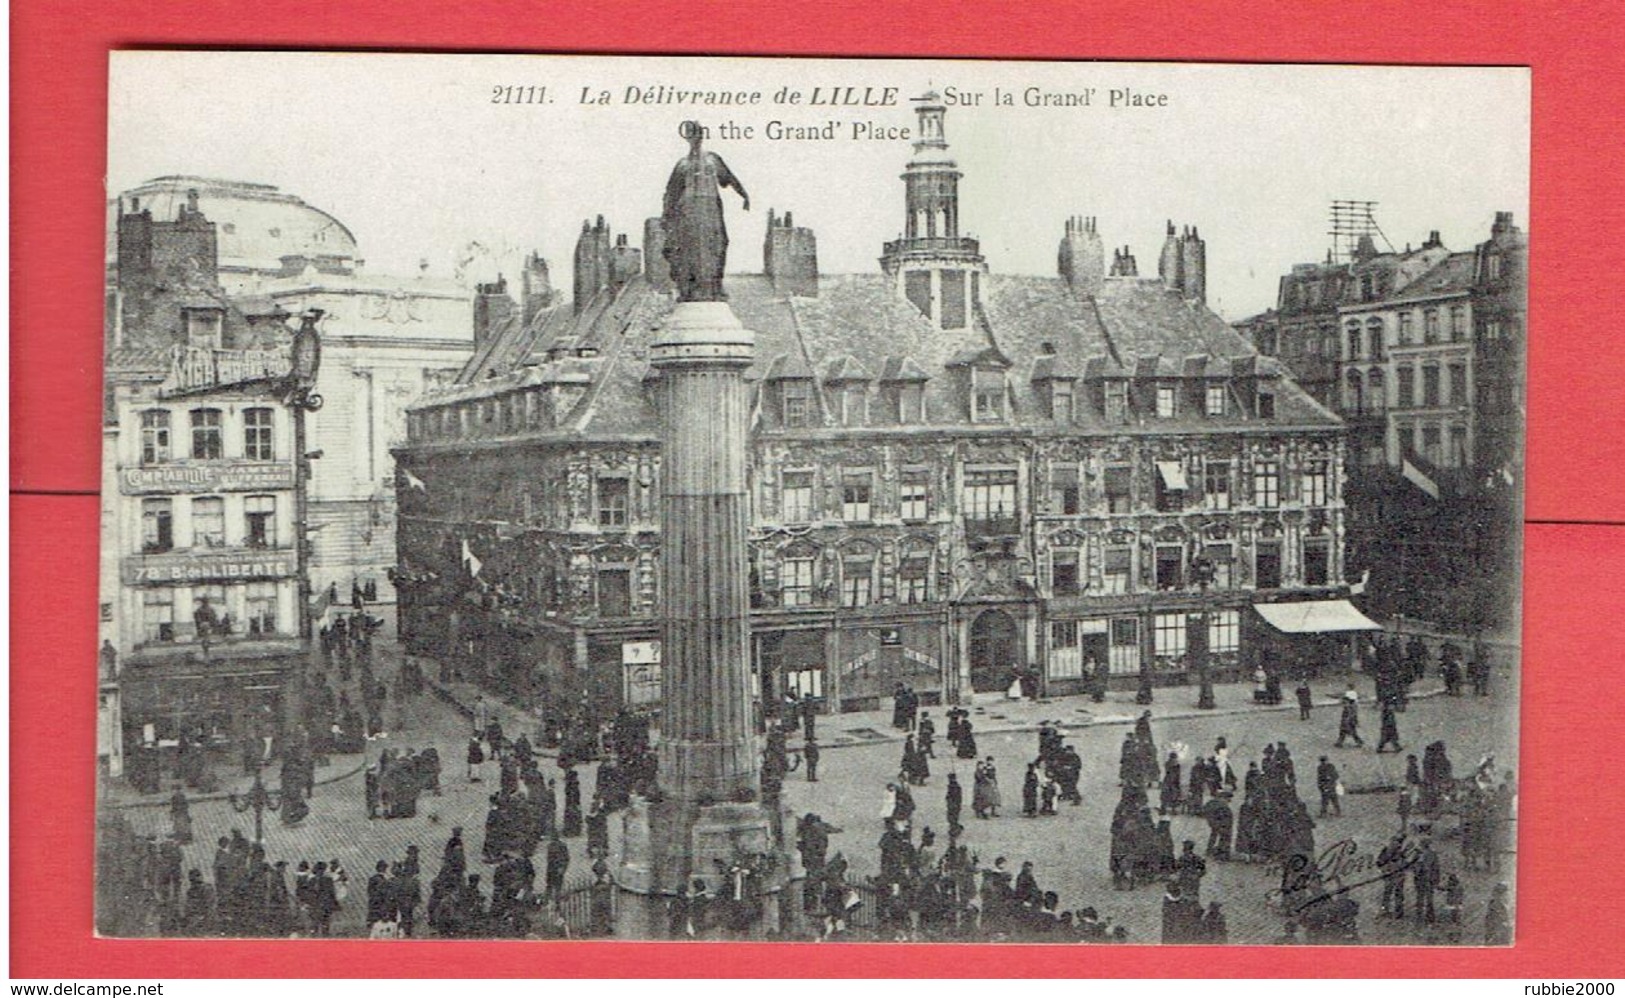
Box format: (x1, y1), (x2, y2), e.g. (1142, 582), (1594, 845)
(228, 768), (283, 845)
(283, 311), (324, 739)
(1191, 556), (1217, 710)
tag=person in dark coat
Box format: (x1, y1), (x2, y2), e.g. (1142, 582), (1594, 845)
(309, 862), (339, 936)
(1336, 688), (1364, 747)
(1377, 701), (1402, 754)
(169, 788), (194, 845)
(1317, 756), (1342, 816)
(956, 720), (978, 760)
(1202, 901), (1228, 943)
(804, 737), (820, 782)
(443, 827), (467, 879)
(917, 712), (935, 758)
(393, 862), (421, 938)
(1296, 679), (1313, 720)
(945, 772), (963, 831)
(1022, 763), (1040, 817)
(184, 868), (216, 936)
(544, 833), (570, 900)
(1485, 882), (1512, 944)
(366, 860), (394, 929)
(1202, 796), (1233, 860)
(1413, 839), (1441, 924)
(1159, 754), (1182, 816)
(562, 768), (583, 837)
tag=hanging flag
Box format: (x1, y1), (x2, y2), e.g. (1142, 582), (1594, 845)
(462, 538), (483, 578)
(1401, 456), (1440, 500)
(1349, 568), (1371, 596)
(401, 467), (427, 492)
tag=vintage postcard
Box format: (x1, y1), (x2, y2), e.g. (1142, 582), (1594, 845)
(96, 52), (1527, 945)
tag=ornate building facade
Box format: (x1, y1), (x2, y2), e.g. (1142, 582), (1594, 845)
(394, 97), (1349, 717)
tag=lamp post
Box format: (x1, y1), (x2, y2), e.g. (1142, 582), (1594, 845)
(228, 767), (283, 845)
(1191, 556), (1217, 710)
(283, 311), (324, 737)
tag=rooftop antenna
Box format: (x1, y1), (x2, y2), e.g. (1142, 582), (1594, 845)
(1327, 200), (1394, 262)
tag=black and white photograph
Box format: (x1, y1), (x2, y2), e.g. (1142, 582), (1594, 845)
(95, 52), (1528, 946)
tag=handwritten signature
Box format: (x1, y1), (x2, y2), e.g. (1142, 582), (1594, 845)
(1265, 837), (1422, 913)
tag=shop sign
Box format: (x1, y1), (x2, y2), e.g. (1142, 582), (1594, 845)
(121, 462), (295, 495)
(123, 551), (295, 584)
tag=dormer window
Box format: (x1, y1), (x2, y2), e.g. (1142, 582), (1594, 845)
(1051, 381), (1075, 422)
(1104, 380), (1129, 425)
(781, 382), (813, 428)
(1258, 391), (1276, 420)
(840, 385), (868, 426)
(895, 384), (925, 424)
(183, 308), (224, 350)
(972, 369), (1006, 422)
(1155, 384), (1176, 418)
(1205, 383), (1226, 417)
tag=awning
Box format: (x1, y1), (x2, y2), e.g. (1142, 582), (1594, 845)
(1254, 600), (1381, 634)
(1156, 461), (1188, 491)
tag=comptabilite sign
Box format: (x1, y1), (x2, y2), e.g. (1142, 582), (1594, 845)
(119, 462), (295, 495)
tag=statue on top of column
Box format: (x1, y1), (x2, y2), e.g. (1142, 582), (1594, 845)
(661, 121), (751, 302)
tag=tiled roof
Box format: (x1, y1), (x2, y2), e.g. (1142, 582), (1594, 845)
(1387, 252), (1476, 301)
(412, 270), (1339, 435)
(106, 345), (171, 376)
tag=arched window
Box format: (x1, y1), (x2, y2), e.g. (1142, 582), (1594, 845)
(1346, 321), (1363, 360)
(1366, 318), (1384, 360)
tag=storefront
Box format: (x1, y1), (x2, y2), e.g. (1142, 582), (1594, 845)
(1252, 598), (1382, 678)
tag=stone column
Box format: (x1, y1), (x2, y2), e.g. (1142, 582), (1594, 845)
(652, 301), (759, 804)
(618, 301), (785, 928)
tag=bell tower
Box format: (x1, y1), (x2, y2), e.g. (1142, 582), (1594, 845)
(880, 92), (986, 330)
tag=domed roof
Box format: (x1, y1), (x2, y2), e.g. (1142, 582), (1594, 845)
(108, 176), (360, 279)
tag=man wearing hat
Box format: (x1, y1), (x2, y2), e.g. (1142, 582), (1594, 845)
(1335, 686), (1364, 748)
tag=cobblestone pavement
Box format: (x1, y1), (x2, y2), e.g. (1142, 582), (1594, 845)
(111, 625), (1517, 943)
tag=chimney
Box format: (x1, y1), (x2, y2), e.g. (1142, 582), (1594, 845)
(1492, 211), (1517, 238)
(1158, 220), (1182, 290)
(764, 208), (819, 297)
(1354, 234), (1378, 262)
(609, 232), (643, 290)
(521, 251), (554, 325)
(1058, 214), (1105, 298)
(1110, 245), (1138, 278)
(473, 275), (515, 350)
(1178, 225), (1207, 304)
(573, 217), (613, 313)
(644, 217), (671, 292)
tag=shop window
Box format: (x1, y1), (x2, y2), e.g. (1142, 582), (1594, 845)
(1048, 621), (1083, 679)
(245, 495), (276, 548)
(1303, 539), (1330, 586)
(1109, 618), (1140, 675)
(190, 408), (223, 459)
(243, 407), (275, 461)
(841, 556), (874, 607)
(1051, 548), (1080, 596)
(192, 497), (225, 549)
(140, 410), (171, 465)
(1104, 466), (1132, 514)
(841, 473), (873, 522)
(785, 667), (823, 700)
(1154, 612), (1188, 661)
(598, 477), (629, 528)
(1253, 460), (1280, 508)
(142, 498), (173, 553)
(142, 589), (175, 643)
(193, 585), (226, 639)
(900, 475), (930, 522)
(1256, 542), (1282, 589)
(1204, 461), (1232, 511)
(1208, 610), (1240, 654)
(1103, 547), (1132, 595)
(246, 581), (278, 635)
(1155, 546), (1184, 590)
(782, 471), (815, 523)
(782, 556), (815, 607)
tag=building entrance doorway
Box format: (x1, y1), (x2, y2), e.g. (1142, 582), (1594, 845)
(968, 609), (1021, 693)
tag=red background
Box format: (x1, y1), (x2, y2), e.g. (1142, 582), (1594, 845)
(13, 0), (1625, 977)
